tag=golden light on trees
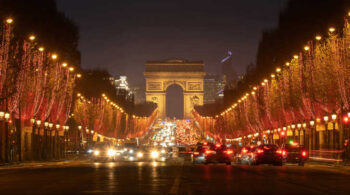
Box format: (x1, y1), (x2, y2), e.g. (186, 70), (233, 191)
(77, 74), (82, 78)
(38, 47), (45, 52)
(62, 63), (68, 67)
(293, 55), (299, 59)
(315, 36), (322, 41)
(6, 18), (13, 24)
(276, 67), (281, 72)
(304, 46), (310, 51)
(329, 27), (335, 33)
(271, 74), (275, 78)
(51, 54), (58, 60)
(29, 35), (36, 41)
(285, 62), (290, 66)
(69, 67), (74, 72)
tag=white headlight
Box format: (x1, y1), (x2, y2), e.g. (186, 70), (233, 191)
(137, 152), (143, 158)
(151, 151), (160, 159)
(129, 149), (134, 154)
(107, 149), (116, 157)
(88, 149), (93, 153)
(94, 150), (100, 156)
(161, 149), (166, 154)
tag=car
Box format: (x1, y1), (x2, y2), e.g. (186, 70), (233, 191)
(236, 146), (256, 165)
(191, 145), (206, 164)
(204, 144), (233, 165)
(91, 142), (119, 162)
(250, 144), (284, 166)
(282, 143), (307, 166)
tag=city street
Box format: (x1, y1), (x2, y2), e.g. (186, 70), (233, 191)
(1, 160), (350, 194)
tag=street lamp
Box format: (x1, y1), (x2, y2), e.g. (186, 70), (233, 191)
(310, 119), (315, 150)
(4, 112), (10, 122)
(297, 123), (302, 144)
(36, 120), (41, 126)
(56, 124), (60, 130)
(302, 122), (307, 145)
(0, 111), (4, 120)
(324, 113), (329, 150)
(331, 112), (337, 149)
(49, 123), (53, 129)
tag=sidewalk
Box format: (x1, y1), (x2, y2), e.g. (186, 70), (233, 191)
(0, 155), (86, 169)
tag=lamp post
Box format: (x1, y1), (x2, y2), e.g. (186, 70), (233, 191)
(44, 121), (49, 159)
(55, 124), (60, 158)
(36, 120), (42, 159)
(48, 123), (53, 158)
(331, 112), (337, 150)
(297, 123), (302, 144)
(302, 122), (307, 146)
(324, 114), (329, 150)
(310, 120), (315, 151)
(30, 118), (36, 160)
(291, 124), (296, 141)
(86, 128), (89, 148)
(78, 125), (82, 153)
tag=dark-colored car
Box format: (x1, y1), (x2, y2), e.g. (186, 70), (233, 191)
(192, 145), (206, 164)
(282, 143), (307, 166)
(236, 146), (256, 165)
(251, 144), (283, 166)
(204, 144), (233, 165)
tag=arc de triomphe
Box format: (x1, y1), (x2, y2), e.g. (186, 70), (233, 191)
(144, 59), (205, 119)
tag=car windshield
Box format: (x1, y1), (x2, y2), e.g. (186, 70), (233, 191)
(285, 144), (304, 152)
(94, 143), (109, 149)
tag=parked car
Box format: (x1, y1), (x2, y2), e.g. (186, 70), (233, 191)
(282, 143), (307, 166)
(250, 144), (284, 166)
(204, 144), (233, 165)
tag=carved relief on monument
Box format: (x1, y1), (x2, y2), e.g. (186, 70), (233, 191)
(147, 82), (162, 90)
(191, 96), (200, 106)
(164, 80), (186, 90)
(188, 82), (201, 91)
(151, 96), (158, 103)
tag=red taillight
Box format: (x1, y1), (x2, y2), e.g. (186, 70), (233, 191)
(205, 150), (214, 155)
(282, 150), (286, 156)
(215, 144), (221, 148)
(193, 152), (199, 155)
(242, 148), (248, 154)
(257, 149), (264, 154)
(276, 149), (286, 156)
(302, 151), (307, 157)
(224, 150), (233, 155)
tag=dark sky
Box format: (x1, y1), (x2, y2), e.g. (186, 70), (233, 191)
(57, 0), (287, 98)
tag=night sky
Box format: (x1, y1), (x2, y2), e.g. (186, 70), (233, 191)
(57, 0), (287, 99)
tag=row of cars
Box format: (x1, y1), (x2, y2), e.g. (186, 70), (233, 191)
(88, 142), (170, 162)
(236, 143), (307, 166)
(191, 142), (307, 166)
(192, 142), (233, 165)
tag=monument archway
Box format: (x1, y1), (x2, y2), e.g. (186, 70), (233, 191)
(166, 84), (184, 119)
(144, 59), (205, 119)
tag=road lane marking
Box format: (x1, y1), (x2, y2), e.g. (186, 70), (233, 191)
(169, 176), (181, 195)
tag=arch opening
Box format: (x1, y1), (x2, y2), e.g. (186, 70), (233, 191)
(166, 84), (184, 119)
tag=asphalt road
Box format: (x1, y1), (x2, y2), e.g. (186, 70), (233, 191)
(0, 160), (350, 195)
